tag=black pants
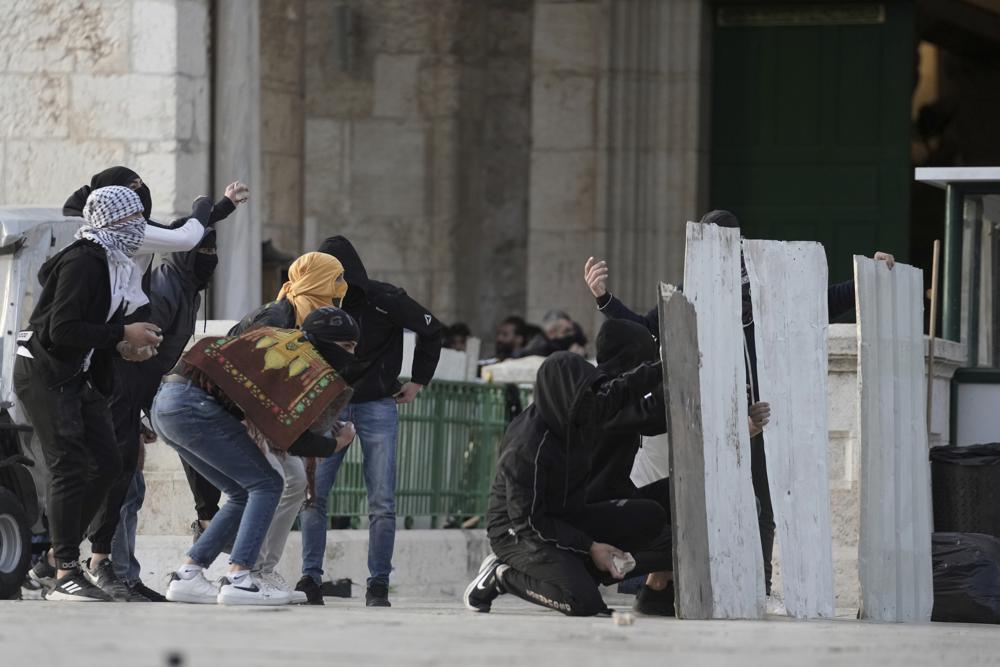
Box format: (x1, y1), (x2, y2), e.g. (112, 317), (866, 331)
(14, 359), (121, 569)
(183, 461), (221, 521)
(750, 433), (776, 594)
(491, 499), (672, 616)
(86, 359), (144, 554)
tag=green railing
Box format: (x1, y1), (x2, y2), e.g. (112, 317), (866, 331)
(326, 381), (532, 527)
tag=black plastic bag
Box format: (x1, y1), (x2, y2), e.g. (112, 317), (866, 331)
(932, 532), (1000, 624)
(930, 444), (1000, 540)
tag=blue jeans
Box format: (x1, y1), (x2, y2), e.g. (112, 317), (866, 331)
(300, 398), (398, 586)
(111, 470), (144, 586)
(151, 382), (283, 568)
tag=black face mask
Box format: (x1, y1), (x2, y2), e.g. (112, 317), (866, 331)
(194, 253), (219, 289)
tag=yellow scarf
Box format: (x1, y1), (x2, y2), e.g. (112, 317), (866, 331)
(277, 252), (348, 325)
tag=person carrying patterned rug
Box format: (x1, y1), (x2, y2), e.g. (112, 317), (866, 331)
(153, 306), (358, 606)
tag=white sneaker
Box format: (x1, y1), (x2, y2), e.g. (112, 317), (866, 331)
(259, 570), (307, 605)
(165, 571), (220, 604)
(218, 572), (291, 606)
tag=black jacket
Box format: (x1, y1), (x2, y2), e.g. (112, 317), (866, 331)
(585, 320), (666, 503)
(485, 352), (663, 554)
(229, 299), (296, 336)
(595, 279), (856, 403)
(318, 236), (443, 403)
(18, 240), (124, 396)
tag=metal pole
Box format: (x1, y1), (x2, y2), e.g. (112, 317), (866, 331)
(967, 197), (984, 367)
(927, 239), (940, 435)
(942, 185), (964, 342)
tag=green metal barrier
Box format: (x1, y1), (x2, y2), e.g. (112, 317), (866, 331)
(327, 381), (532, 527)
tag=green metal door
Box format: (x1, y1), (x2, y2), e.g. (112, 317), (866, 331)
(710, 2), (914, 289)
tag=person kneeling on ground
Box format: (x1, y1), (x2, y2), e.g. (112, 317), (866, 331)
(464, 351), (673, 617)
(154, 307), (356, 606)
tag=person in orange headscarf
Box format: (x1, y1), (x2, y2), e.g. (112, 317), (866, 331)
(178, 250), (354, 605)
(276, 252), (349, 325)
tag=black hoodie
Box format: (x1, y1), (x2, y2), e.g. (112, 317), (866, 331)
(586, 320), (666, 503)
(318, 236), (443, 403)
(18, 240), (124, 396)
(485, 352), (663, 554)
(63, 166), (152, 220)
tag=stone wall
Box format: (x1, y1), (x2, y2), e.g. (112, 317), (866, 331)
(525, 0), (710, 337)
(526, 0), (605, 331)
(302, 0), (533, 331)
(260, 0), (306, 256)
(0, 0), (211, 220)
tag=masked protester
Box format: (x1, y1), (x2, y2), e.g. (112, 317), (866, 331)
(231, 253), (352, 605)
(463, 352), (674, 617)
(301, 236), (443, 608)
(156, 307), (357, 606)
(178, 251), (350, 606)
(73, 178), (246, 602)
(80, 230), (221, 602)
(16, 186), (164, 602)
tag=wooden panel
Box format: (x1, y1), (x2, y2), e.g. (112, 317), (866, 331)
(855, 256), (934, 622)
(743, 240), (835, 618)
(658, 283), (712, 619)
(681, 222), (765, 619)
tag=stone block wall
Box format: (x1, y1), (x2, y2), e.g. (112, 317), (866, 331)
(526, 0), (604, 330)
(0, 0), (211, 220)
(260, 0), (306, 256)
(525, 0), (709, 339)
(302, 0), (533, 330)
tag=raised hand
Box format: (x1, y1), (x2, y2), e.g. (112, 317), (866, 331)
(584, 256), (609, 298)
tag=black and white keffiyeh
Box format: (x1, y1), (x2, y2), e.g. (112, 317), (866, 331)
(78, 186), (149, 316)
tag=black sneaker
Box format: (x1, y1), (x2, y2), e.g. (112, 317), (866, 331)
(84, 558), (131, 601)
(295, 576), (325, 606)
(365, 582), (391, 607)
(28, 558), (57, 592)
(46, 569), (113, 602)
(129, 580), (167, 602)
(191, 520), (205, 544)
(633, 581), (676, 617)
(463, 553), (503, 613)
(20, 575), (46, 600)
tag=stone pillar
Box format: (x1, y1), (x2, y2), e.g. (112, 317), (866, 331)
(260, 0), (306, 257)
(603, 0), (711, 308)
(0, 0), (211, 219)
(525, 0), (710, 334)
(213, 0), (263, 319)
(526, 0), (604, 330)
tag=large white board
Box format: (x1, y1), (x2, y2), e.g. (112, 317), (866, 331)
(855, 256), (934, 622)
(681, 222), (765, 619)
(658, 283), (712, 618)
(744, 240), (835, 618)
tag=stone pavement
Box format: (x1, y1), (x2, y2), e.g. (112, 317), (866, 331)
(1, 596), (996, 667)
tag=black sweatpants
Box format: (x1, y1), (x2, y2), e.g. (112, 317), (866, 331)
(13, 359), (121, 569)
(183, 460), (221, 522)
(491, 499), (672, 616)
(750, 433), (776, 594)
(86, 359), (144, 554)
